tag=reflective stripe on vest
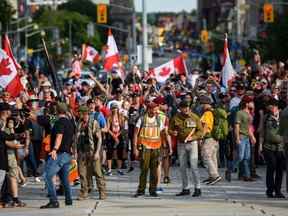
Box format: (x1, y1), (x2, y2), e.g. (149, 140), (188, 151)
(138, 115), (161, 149)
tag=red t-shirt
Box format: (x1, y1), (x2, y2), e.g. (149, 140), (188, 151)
(100, 106), (110, 118)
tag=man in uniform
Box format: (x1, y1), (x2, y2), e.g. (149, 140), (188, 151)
(76, 105), (106, 200)
(133, 102), (165, 197)
(169, 100), (203, 197)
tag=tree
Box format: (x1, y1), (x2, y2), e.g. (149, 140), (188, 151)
(0, 0), (15, 30)
(35, 9), (102, 52)
(259, 17), (288, 61)
(59, 0), (96, 21)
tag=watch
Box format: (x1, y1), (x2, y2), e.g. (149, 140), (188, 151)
(53, 148), (58, 152)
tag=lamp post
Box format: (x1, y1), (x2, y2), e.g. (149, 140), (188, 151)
(142, 0), (148, 71)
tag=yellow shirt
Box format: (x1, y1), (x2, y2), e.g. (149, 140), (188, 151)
(200, 111), (214, 136)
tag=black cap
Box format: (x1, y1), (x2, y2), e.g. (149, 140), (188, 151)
(0, 103), (11, 112)
(179, 100), (190, 108)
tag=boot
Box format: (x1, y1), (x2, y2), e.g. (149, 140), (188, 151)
(192, 188), (201, 197)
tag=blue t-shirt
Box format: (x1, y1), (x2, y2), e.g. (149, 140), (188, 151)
(90, 112), (106, 129)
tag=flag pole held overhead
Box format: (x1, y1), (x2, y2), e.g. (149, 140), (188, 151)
(221, 33), (236, 89)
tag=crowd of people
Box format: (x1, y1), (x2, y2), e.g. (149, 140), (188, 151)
(1, 50), (288, 209)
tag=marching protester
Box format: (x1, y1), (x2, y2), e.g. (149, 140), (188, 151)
(169, 100), (203, 197)
(133, 102), (165, 197)
(40, 102), (75, 209)
(1, 23), (288, 211)
(263, 99), (285, 198)
(76, 105), (106, 200)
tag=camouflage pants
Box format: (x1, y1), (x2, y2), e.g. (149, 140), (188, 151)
(78, 152), (106, 198)
(137, 147), (160, 194)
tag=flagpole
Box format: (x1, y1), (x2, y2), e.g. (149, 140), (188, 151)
(41, 37), (61, 98)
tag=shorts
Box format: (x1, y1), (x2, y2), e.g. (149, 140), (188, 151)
(7, 153), (18, 178)
(106, 134), (125, 160)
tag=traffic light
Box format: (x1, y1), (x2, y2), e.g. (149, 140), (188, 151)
(200, 30), (209, 43)
(263, 3), (274, 23)
(97, 4), (108, 24)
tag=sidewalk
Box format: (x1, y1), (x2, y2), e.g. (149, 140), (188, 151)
(0, 167), (287, 216)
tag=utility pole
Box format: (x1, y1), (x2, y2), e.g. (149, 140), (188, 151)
(142, 0), (148, 71)
(236, 0), (241, 43)
(132, 8), (137, 55)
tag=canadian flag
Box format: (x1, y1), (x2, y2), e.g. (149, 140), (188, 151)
(0, 35), (23, 97)
(103, 29), (120, 71)
(221, 35), (236, 89)
(149, 55), (187, 83)
(82, 44), (100, 64)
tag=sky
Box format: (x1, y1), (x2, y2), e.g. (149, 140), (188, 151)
(134, 0), (197, 13)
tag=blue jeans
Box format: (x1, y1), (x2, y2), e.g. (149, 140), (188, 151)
(237, 137), (251, 178)
(43, 152), (72, 203)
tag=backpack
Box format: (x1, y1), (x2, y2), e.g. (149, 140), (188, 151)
(211, 107), (229, 141)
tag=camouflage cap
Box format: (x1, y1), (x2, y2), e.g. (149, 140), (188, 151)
(78, 105), (89, 113)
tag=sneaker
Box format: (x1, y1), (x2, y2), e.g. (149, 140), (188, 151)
(202, 177), (213, 183)
(134, 192), (145, 198)
(19, 179), (28, 187)
(251, 174), (261, 179)
(65, 200), (73, 206)
(207, 176), (222, 185)
(117, 170), (124, 176)
(127, 167), (134, 173)
(192, 188), (201, 197)
(243, 177), (256, 182)
(156, 187), (164, 194)
(34, 177), (41, 183)
(266, 192), (274, 198)
(176, 189), (190, 196)
(150, 192), (158, 197)
(106, 170), (112, 176)
(163, 176), (170, 184)
(40, 201), (59, 209)
(275, 193), (286, 199)
(73, 179), (81, 186)
(12, 199), (26, 207)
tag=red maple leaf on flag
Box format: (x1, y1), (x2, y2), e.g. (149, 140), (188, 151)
(159, 67), (171, 77)
(0, 57), (12, 76)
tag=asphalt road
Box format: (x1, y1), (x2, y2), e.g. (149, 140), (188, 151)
(1, 166), (287, 216)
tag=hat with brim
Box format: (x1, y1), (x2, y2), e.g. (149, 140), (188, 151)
(110, 103), (119, 110)
(56, 102), (69, 113)
(79, 105), (89, 113)
(199, 96), (212, 105)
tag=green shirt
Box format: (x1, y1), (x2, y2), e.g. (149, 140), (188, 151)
(169, 112), (203, 143)
(235, 110), (250, 137)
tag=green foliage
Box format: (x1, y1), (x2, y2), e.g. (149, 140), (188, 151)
(259, 18), (288, 61)
(59, 0), (96, 20)
(35, 9), (102, 51)
(0, 0), (15, 30)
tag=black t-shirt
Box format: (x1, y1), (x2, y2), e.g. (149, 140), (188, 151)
(50, 117), (75, 153)
(37, 115), (52, 135)
(111, 78), (123, 94)
(0, 131), (14, 171)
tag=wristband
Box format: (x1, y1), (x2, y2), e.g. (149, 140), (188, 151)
(53, 148), (58, 152)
